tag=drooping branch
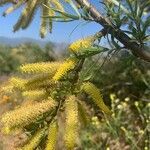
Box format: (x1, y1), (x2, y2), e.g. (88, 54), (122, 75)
(75, 0), (150, 62)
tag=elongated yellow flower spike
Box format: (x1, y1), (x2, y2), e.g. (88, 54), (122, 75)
(25, 73), (57, 90)
(64, 95), (78, 149)
(22, 90), (48, 100)
(69, 36), (95, 53)
(1, 100), (56, 133)
(10, 76), (52, 92)
(21, 127), (46, 150)
(26, 79), (56, 91)
(78, 102), (89, 127)
(53, 58), (78, 81)
(2, 84), (15, 94)
(19, 62), (60, 74)
(45, 121), (58, 150)
(27, 73), (52, 84)
(0, 95), (10, 105)
(9, 77), (27, 90)
(82, 82), (112, 115)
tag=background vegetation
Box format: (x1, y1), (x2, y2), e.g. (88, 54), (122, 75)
(0, 43), (149, 149)
(0, 43), (56, 74)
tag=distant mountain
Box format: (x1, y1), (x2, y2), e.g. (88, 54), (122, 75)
(0, 36), (50, 47)
(0, 36), (68, 53)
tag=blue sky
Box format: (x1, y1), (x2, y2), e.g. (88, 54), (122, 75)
(0, 1), (102, 43)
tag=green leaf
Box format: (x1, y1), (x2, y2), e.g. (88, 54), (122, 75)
(66, 0), (81, 18)
(143, 35), (150, 42)
(76, 46), (109, 58)
(108, 0), (129, 14)
(43, 4), (79, 20)
(142, 16), (150, 35)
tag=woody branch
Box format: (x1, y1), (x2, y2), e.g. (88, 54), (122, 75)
(75, 0), (150, 62)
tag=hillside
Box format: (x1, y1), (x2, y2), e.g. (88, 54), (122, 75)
(0, 36), (50, 47)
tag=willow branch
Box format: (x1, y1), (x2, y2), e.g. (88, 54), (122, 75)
(75, 0), (150, 62)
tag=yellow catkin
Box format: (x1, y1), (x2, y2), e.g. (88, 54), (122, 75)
(26, 79), (56, 91)
(9, 75), (54, 91)
(1, 85), (14, 94)
(25, 74), (57, 90)
(22, 90), (48, 100)
(0, 95), (10, 105)
(53, 58), (78, 81)
(27, 73), (52, 84)
(78, 102), (89, 127)
(19, 62), (60, 74)
(1, 100), (56, 133)
(69, 36), (94, 53)
(82, 82), (112, 115)
(21, 127), (46, 150)
(9, 77), (27, 90)
(45, 121), (58, 150)
(64, 95), (78, 149)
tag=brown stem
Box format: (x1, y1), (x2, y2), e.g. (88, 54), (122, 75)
(75, 0), (150, 62)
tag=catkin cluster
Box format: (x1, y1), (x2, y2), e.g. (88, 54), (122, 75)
(0, 0), (67, 38)
(0, 36), (111, 150)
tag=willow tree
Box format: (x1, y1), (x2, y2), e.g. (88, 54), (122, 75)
(0, 0), (150, 149)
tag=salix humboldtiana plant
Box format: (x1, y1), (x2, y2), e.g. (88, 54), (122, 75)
(1, 0), (150, 149)
(1, 35), (112, 149)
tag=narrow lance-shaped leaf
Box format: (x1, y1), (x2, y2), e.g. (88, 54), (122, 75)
(106, 0), (129, 14)
(43, 4), (79, 20)
(75, 46), (109, 58)
(65, 0), (81, 17)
